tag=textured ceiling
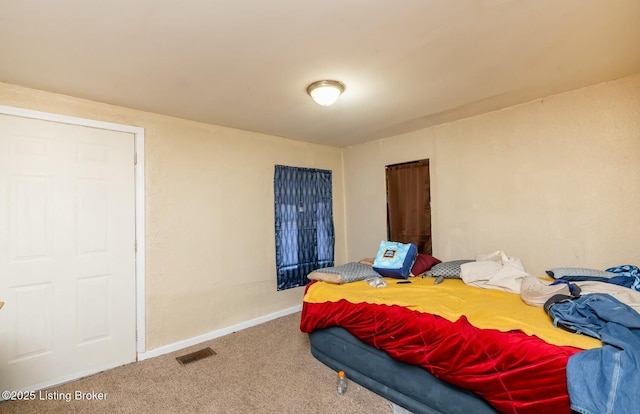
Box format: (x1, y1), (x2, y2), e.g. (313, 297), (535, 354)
(1, 0), (639, 147)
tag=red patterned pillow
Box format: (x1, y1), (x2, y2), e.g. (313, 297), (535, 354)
(411, 254), (442, 276)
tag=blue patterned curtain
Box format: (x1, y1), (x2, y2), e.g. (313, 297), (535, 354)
(274, 165), (335, 290)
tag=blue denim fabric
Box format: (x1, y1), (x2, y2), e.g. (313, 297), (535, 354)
(547, 294), (640, 414)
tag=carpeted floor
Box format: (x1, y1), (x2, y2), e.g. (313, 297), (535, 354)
(0, 312), (396, 414)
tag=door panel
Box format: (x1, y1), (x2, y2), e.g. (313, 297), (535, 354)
(0, 113), (136, 392)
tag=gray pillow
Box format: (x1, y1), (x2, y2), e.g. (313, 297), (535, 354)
(307, 262), (380, 284)
(546, 267), (612, 279)
(426, 260), (474, 279)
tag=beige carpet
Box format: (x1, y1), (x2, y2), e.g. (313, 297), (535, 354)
(0, 312), (395, 414)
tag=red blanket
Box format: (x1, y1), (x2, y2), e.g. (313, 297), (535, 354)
(300, 282), (583, 414)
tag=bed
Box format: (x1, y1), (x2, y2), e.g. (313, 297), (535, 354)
(299, 271), (624, 414)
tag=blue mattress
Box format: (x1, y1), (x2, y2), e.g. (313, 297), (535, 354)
(309, 326), (498, 414)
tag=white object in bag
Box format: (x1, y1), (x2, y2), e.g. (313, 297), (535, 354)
(460, 250), (529, 293)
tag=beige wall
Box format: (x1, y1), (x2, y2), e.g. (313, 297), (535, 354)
(3, 72), (638, 351)
(0, 82), (346, 351)
(344, 74), (640, 276)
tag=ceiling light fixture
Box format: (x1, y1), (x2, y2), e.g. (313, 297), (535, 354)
(306, 80), (345, 106)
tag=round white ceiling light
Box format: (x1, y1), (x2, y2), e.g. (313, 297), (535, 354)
(306, 80), (345, 106)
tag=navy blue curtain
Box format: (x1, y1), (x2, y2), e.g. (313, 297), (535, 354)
(274, 165), (335, 290)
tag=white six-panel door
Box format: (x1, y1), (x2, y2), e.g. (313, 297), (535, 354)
(0, 113), (137, 392)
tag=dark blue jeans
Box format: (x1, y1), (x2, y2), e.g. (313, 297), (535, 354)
(547, 294), (640, 414)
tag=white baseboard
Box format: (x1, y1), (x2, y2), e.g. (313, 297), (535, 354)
(137, 305), (302, 361)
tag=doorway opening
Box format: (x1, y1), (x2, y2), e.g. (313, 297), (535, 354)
(385, 159), (432, 254)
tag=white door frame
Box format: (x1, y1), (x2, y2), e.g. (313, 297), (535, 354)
(0, 105), (146, 355)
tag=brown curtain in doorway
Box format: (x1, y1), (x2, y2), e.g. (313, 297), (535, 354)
(386, 160), (432, 254)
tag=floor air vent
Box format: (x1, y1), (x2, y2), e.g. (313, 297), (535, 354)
(176, 347), (216, 365)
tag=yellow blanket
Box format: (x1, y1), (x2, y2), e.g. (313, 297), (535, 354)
(304, 277), (600, 350)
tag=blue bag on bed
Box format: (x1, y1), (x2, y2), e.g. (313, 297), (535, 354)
(372, 240), (418, 279)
